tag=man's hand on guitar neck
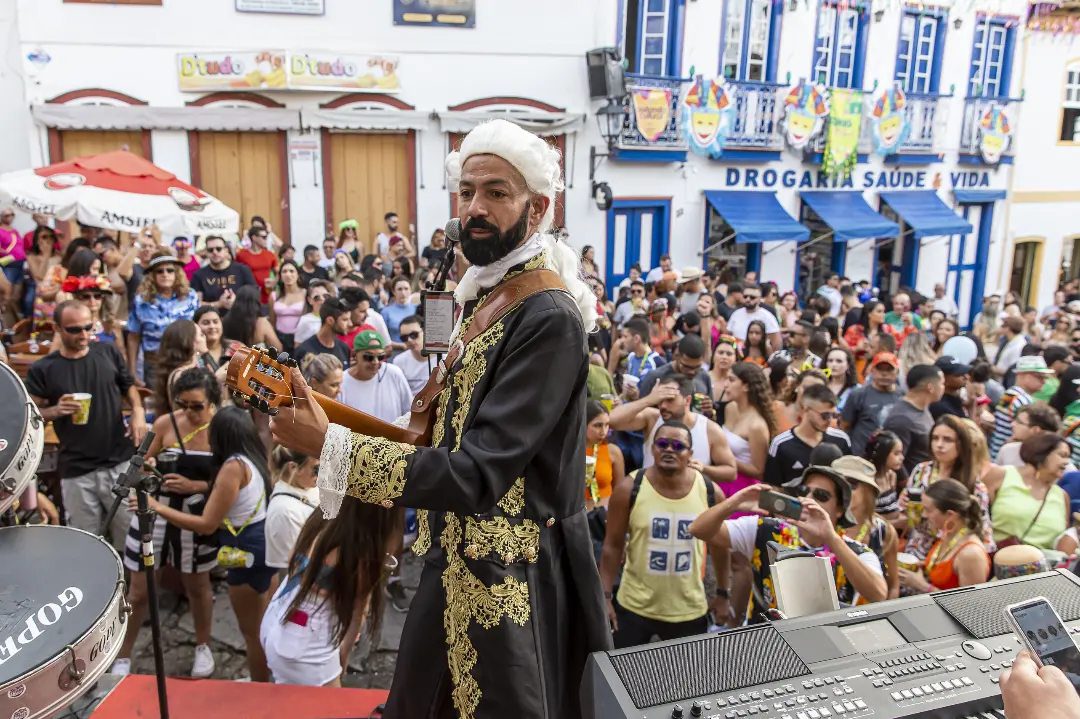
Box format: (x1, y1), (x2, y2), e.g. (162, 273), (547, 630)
(270, 366), (330, 457)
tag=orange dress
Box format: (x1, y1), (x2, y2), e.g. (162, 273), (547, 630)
(926, 538), (991, 590)
(585, 443), (613, 501)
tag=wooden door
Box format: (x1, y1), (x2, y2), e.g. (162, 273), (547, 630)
(196, 131), (285, 237)
(59, 130), (147, 160)
(326, 132), (411, 256)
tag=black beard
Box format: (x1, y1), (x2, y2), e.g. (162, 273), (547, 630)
(460, 208), (530, 266)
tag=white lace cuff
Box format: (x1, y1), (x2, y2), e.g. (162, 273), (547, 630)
(318, 423), (353, 519)
(316, 422), (418, 519)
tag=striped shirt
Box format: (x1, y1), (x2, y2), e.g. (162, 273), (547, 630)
(989, 386), (1031, 460)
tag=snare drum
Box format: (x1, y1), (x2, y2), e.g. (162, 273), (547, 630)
(0, 526), (128, 719)
(0, 362), (44, 514)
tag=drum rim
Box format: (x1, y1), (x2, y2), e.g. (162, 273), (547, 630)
(0, 525), (124, 690)
(0, 370), (43, 514)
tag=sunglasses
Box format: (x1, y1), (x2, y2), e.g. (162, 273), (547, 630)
(311, 293), (329, 302)
(400, 331), (421, 342)
(653, 437), (689, 453)
(811, 408), (839, 421)
(175, 400), (207, 412)
(207, 246), (227, 253)
(805, 487), (834, 504)
(631, 289), (645, 296)
(62, 324), (94, 335)
(361, 352), (384, 363)
(154, 267), (177, 275)
(75, 292), (104, 301)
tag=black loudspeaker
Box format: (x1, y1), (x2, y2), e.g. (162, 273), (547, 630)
(586, 47), (626, 99)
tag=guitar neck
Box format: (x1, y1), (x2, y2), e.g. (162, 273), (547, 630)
(309, 392), (421, 446)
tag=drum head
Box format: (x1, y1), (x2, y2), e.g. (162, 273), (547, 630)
(0, 526), (121, 685)
(0, 363), (30, 480)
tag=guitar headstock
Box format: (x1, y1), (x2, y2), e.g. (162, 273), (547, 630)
(225, 346), (297, 416)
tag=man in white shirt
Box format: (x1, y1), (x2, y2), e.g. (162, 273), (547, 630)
(318, 236), (337, 270)
(993, 316), (1029, 381)
(725, 283), (782, 353)
(392, 315), (431, 395)
(338, 330), (413, 422)
(645, 254), (676, 284)
(931, 283), (960, 318)
(816, 273), (843, 318)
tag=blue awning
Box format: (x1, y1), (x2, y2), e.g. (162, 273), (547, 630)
(879, 190), (974, 237)
(953, 189), (1007, 203)
(801, 191), (900, 242)
(704, 190), (809, 244)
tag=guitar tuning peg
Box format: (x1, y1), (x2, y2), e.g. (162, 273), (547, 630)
(276, 351), (291, 365)
(267, 405), (279, 416)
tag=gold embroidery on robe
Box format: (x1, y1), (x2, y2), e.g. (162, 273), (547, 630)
(342, 435), (416, 505)
(413, 387), (453, 557)
(464, 516), (540, 564)
(497, 477), (525, 517)
(451, 321), (505, 444)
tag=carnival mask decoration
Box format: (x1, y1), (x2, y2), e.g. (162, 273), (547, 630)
(871, 83), (910, 155)
(782, 80), (829, 149)
(978, 105), (1012, 164)
(683, 77), (734, 159)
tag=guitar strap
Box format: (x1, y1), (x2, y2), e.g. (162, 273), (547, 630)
(408, 268), (568, 437)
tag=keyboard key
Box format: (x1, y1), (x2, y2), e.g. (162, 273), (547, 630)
(921, 685), (933, 694)
(931, 683), (943, 692)
(843, 702), (857, 712)
(891, 692), (903, 702)
(901, 690), (913, 699)
(854, 700), (867, 710)
(824, 677), (834, 685)
(808, 710), (820, 719)
(819, 709), (831, 717)
(912, 688), (924, 697)
(961, 677), (974, 686)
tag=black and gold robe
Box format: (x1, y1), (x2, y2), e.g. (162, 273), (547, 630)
(319, 273), (612, 718)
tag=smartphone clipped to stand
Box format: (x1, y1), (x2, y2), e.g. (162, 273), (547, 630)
(1004, 596), (1080, 691)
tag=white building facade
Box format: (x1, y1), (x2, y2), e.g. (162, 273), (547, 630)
(0, 0), (1064, 325)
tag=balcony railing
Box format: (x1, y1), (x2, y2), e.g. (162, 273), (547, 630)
(726, 80), (786, 151)
(617, 73), (689, 151)
(959, 95), (1023, 158)
(896, 91), (950, 153)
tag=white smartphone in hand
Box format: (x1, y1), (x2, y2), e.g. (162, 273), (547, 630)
(1004, 596), (1080, 690)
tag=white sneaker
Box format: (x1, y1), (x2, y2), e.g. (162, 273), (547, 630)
(111, 658), (131, 676)
(191, 644), (215, 678)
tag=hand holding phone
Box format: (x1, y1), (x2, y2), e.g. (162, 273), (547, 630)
(759, 490), (803, 521)
(1005, 596), (1080, 691)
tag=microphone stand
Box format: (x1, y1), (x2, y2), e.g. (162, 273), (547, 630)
(101, 431), (170, 719)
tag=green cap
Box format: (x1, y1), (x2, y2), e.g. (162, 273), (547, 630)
(353, 329), (386, 352)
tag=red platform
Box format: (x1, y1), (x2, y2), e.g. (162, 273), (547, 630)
(92, 675), (389, 719)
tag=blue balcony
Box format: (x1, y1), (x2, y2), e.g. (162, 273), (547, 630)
(615, 73), (689, 160)
(959, 95), (1023, 162)
(726, 80), (786, 152)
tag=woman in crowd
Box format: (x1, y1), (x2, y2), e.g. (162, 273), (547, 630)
(301, 353), (344, 399)
(585, 400), (624, 510)
(767, 356), (793, 433)
(63, 274), (116, 345)
(647, 299), (676, 358)
(114, 368), (221, 679)
(278, 244), (295, 265)
(141, 406), (277, 682)
(696, 293), (724, 356)
(174, 236), (200, 281)
(898, 332), (937, 387)
(337, 220), (360, 258)
(269, 260), (306, 355)
(580, 245), (597, 277)
(381, 276), (417, 348)
(1047, 314), (1074, 348)
(844, 300), (888, 381)
(984, 433), (1071, 551)
(265, 446), (320, 571)
(932, 318), (960, 354)
(127, 251), (199, 387)
(864, 429), (904, 522)
(722, 362), (776, 495)
(293, 280), (333, 347)
(778, 291), (800, 330)
(332, 251), (355, 283)
(222, 285), (282, 352)
(836, 456), (900, 599)
(961, 417), (1009, 494)
(904, 415), (993, 560)
(899, 478), (991, 593)
(260, 495), (399, 686)
(824, 347), (857, 409)
(25, 225), (62, 322)
(195, 305), (227, 370)
(709, 335), (740, 407)
(818, 317), (843, 350)
(153, 319), (208, 417)
(744, 319), (770, 367)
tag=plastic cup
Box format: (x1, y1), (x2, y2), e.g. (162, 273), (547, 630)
(600, 393), (617, 412)
(71, 393), (92, 425)
(622, 375), (640, 390)
(897, 552), (921, 572)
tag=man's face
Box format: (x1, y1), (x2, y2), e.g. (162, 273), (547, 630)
(827, 275), (839, 288)
(629, 267), (641, 280)
(432, 230), (445, 248)
(657, 384), (690, 422)
(893, 294), (910, 313)
(660, 257), (672, 271)
(803, 475), (842, 526)
(630, 283), (645, 304)
(205, 240), (229, 268)
(304, 248), (319, 266)
(251, 229), (269, 250)
(400, 321), (423, 352)
(1012, 412), (1040, 442)
(652, 426), (692, 472)
(789, 325), (808, 350)
(58, 306), (93, 353)
(0, 210), (13, 226)
(801, 399), (837, 432)
(728, 289), (743, 306)
(924, 374), (946, 402)
(352, 347), (384, 380)
(393, 280), (411, 304)
(620, 328), (641, 352)
(323, 240), (336, 258)
(944, 372), (968, 393)
(386, 215), (399, 232)
(332, 313), (352, 335)
(935, 284), (946, 298)
(457, 155), (544, 267)
(673, 351), (703, 379)
(1018, 372), (1048, 393)
(872, 360), (898, 388)
(742, 289), (761, 310)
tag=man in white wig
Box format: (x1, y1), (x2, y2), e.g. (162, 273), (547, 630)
(271, 119), (611, 718)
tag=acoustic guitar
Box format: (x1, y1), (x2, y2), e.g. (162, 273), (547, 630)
(225, 346), (430, 446)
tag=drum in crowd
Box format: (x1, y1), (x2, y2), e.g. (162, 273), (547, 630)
(0, 525), (128, 719)
(992, 543), (1049, 580)
(0, 362), (43, 515)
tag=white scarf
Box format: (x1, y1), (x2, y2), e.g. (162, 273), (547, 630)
(452, 232), (597, 335)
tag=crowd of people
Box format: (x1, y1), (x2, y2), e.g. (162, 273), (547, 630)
(4, 204), (1080, 689)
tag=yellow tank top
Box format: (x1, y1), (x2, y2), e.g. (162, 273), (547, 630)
(616, 470), (710, 622)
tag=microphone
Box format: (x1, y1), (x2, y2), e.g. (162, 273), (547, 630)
(444, 218), (461, 244)
(114, 431), (156, 497)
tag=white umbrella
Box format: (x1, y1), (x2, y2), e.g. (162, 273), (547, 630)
(0, 150), (239, 237)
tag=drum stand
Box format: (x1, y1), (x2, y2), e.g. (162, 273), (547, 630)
(101, 432), (170, 719)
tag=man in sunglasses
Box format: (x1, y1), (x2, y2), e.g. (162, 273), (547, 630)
(191, 235), (256, 308)
(391, 315), (431, 394)
(338, 329), (412, 422)
(726, 282), (782, 353)
(600, 421), (726, 647)
(235, 225), (278, 304)
(24, 300), (147, 553)
(765, 383), (851, 487)
(769, 319), (821, 369)
(689, 468), (886, 624)
(612, 278), (647, 327)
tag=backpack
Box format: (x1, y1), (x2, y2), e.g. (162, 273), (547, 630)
(628, 467), (717, 512)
